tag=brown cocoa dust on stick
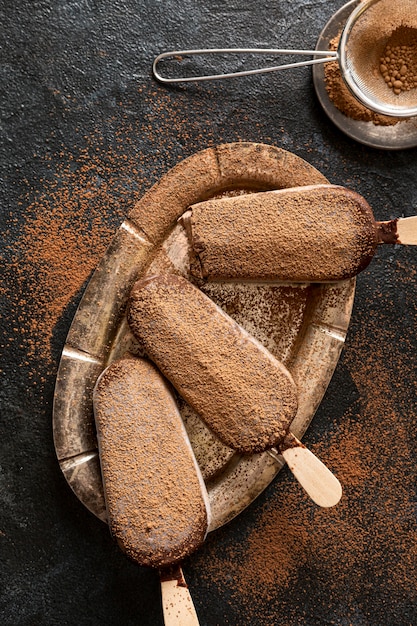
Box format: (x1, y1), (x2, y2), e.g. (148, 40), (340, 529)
(127, 274), (298, 455)
(93, 354), (210, 569)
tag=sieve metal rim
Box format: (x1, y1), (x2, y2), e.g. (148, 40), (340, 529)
(338, 0), (417, 118)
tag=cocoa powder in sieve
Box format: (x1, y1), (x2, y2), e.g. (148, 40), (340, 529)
(379, 26), (417, 94)
(324, 34), (399, 126)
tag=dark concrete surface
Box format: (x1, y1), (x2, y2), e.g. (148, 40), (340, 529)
(1, 1), (417, 624)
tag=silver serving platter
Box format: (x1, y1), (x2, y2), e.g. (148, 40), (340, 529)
(53, 142), (355, 531)
(313, 0), (417, 150)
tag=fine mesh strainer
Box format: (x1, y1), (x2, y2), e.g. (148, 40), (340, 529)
(153, 0), (417, 118)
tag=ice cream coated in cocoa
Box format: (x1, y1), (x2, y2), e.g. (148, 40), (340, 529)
(93, 354), (210, 569)
(127, 274), (298, 454)
(182, 184), (378, 283)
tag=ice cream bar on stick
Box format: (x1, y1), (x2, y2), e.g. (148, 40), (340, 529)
(93, 354), (208, 625)
(180, 184), (417, 283)
(127, 274), (342, 507)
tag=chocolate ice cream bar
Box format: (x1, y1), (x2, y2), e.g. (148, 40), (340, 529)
(181, 184), (407, 283)
(93, 354), (210, 569)
(127, 274), (298, 454)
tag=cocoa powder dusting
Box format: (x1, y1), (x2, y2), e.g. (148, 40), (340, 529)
(379, 26), (417, 95)
(2, 130), (141, 380)
(325, 34), (399, 126)
(1, 87), (216, 388)
(4, 73), (417, 623)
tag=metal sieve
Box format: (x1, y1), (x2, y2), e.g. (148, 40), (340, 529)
(153, 0), (417, 118)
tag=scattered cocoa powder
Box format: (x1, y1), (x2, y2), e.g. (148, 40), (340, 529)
(2, 130), (141, 381)
(324, 34), (399, 126)
(191, 260), (417, 624)
(1, 86), (217, 389)
(3, 78), (416, 624)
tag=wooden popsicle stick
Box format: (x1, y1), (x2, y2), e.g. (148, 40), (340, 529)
(376, 216), (417, 245)
(394, 216), (417, 245)
(160, 565), (200, 626)
(269, 433), (342, 508)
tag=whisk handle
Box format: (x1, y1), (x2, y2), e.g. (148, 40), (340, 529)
(152, 48), (338, 83)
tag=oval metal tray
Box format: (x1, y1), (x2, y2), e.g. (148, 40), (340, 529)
(53, 142), (355, 531)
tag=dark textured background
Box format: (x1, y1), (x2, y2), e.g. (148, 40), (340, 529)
(1, 1), (417, 624)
